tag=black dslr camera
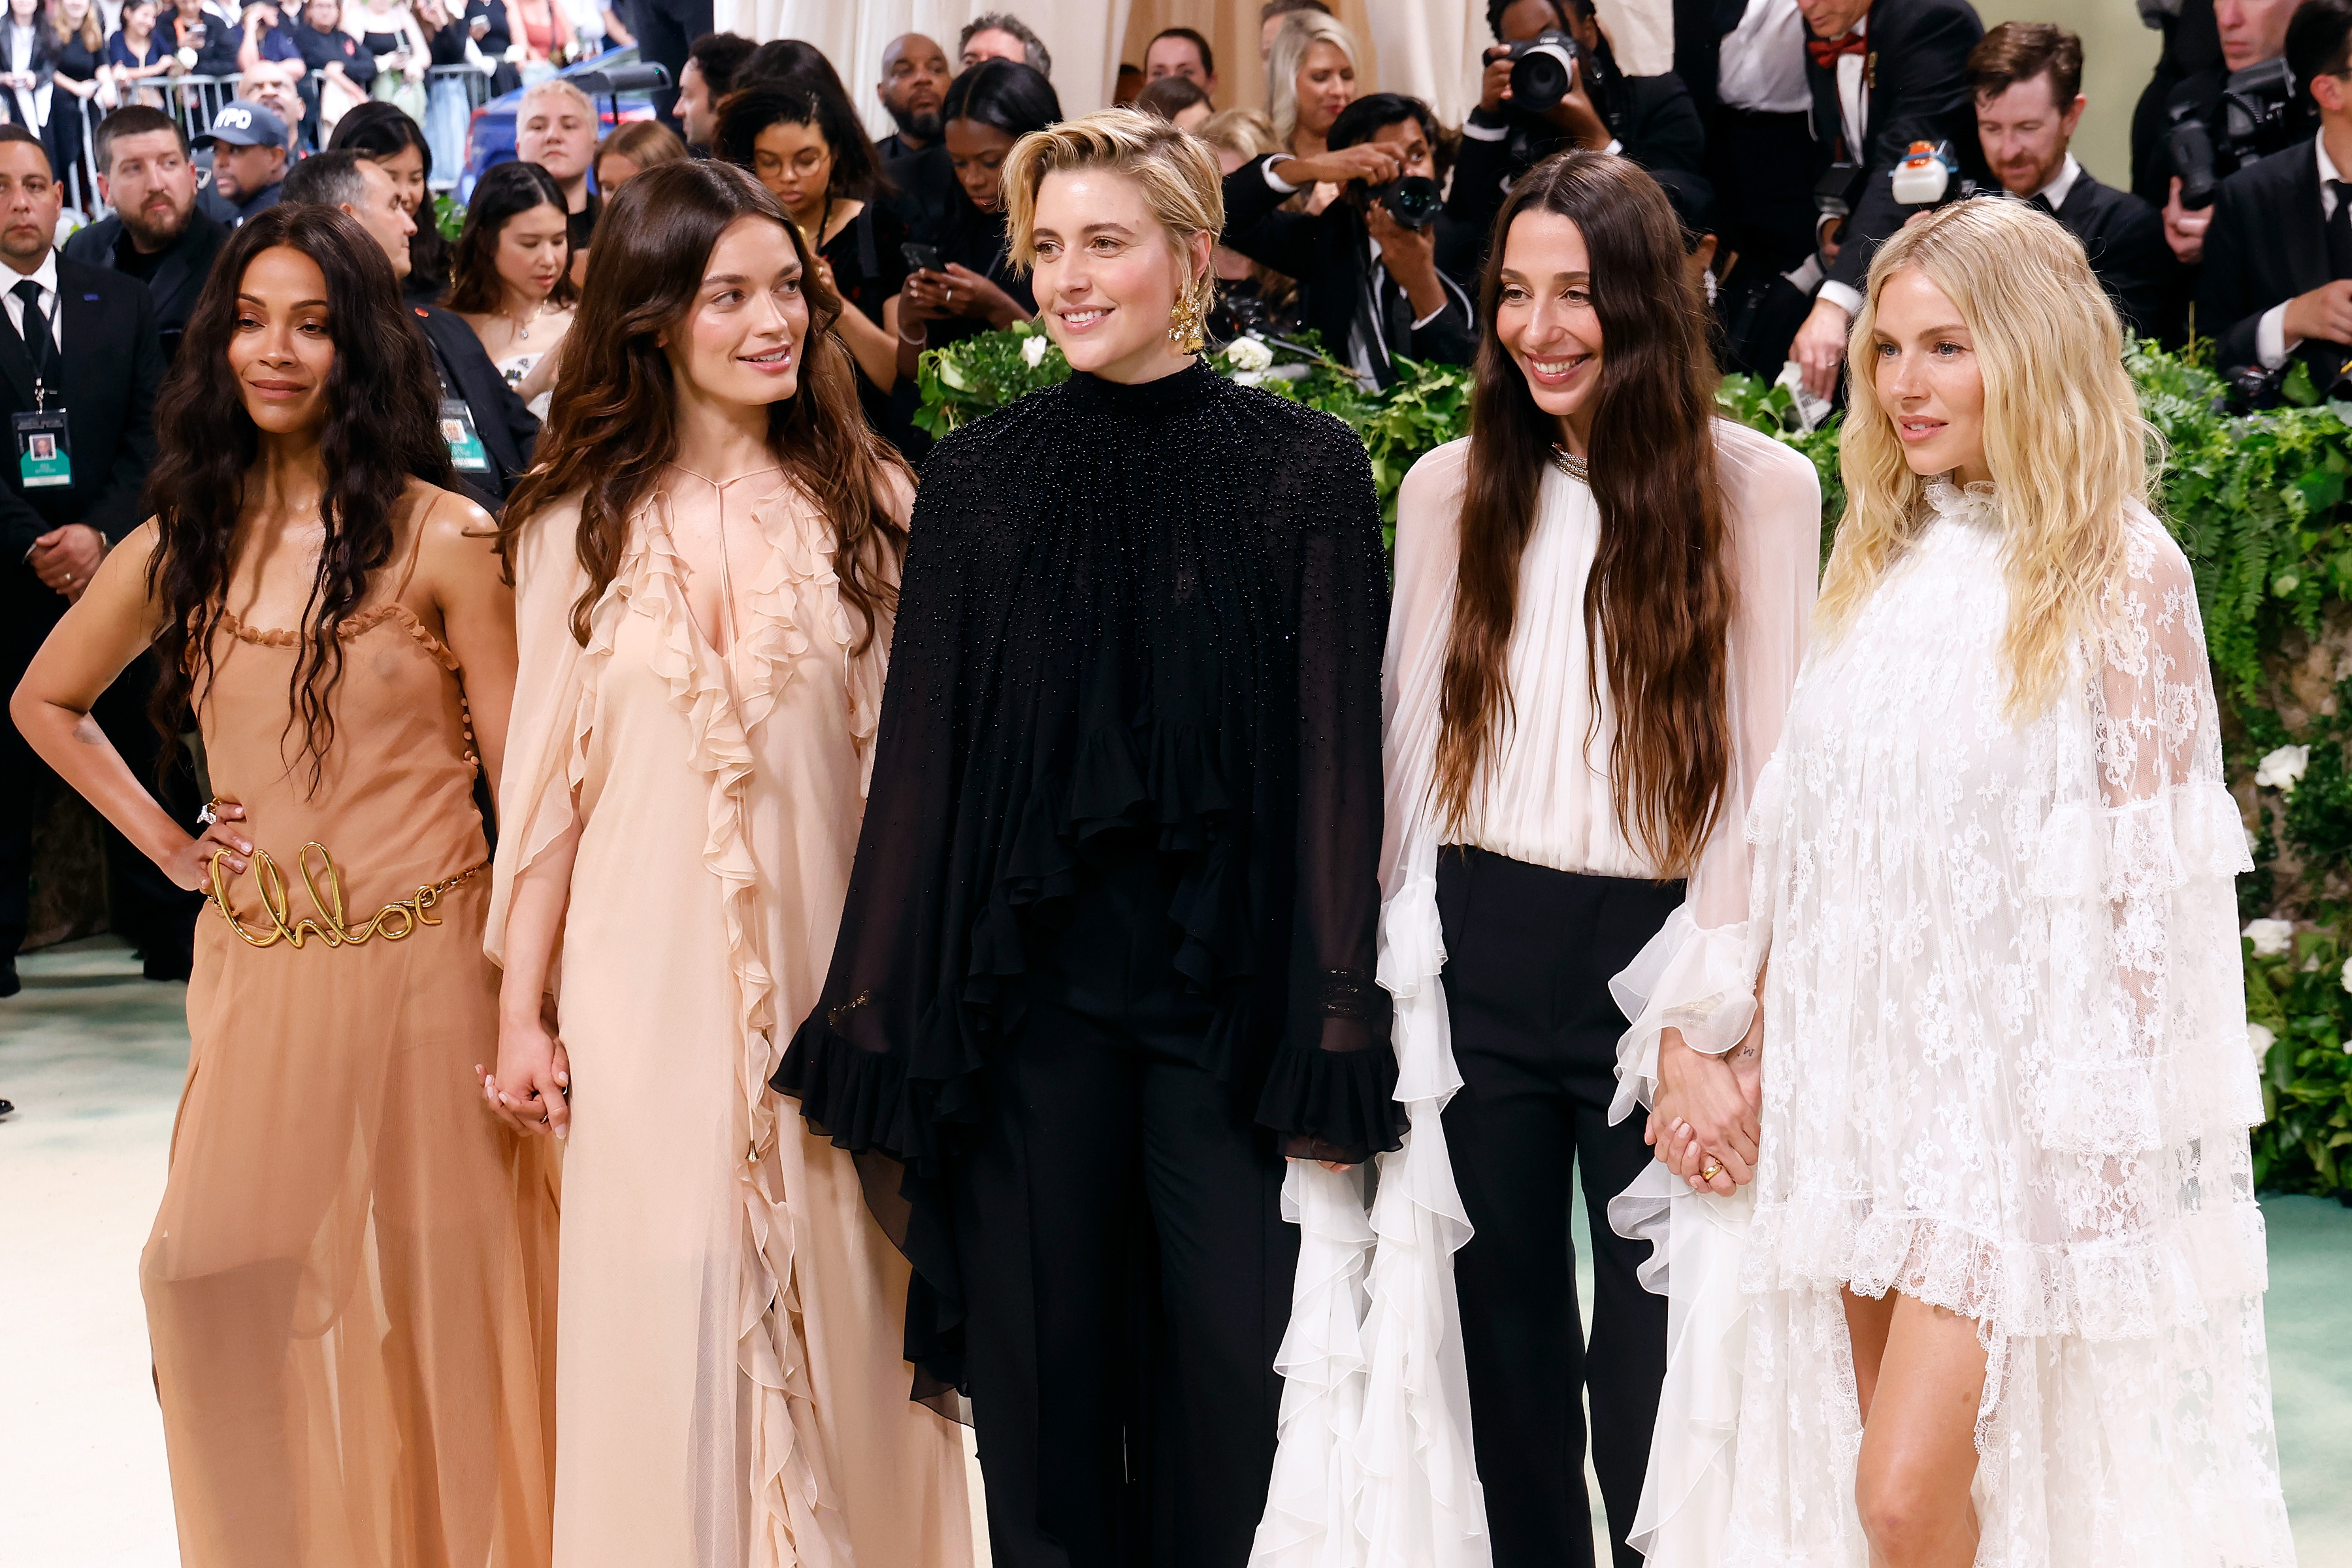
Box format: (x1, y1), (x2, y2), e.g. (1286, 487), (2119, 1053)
(2168, 56), (2297, 209)
(1503, 30), (1580, 114)
(1369, 175), (1443, 229)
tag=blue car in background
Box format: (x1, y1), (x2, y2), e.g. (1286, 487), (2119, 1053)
(458, 47), (662, 203)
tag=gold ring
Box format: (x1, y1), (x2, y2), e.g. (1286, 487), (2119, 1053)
(1700, 1159), (1723, 1182)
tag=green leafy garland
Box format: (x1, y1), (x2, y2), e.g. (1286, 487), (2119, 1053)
(917, 327), (2352, 1196)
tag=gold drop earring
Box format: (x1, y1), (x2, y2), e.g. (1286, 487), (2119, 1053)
(1168, 274), (1210, 354)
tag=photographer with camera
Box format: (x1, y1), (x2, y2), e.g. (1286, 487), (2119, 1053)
(2134, 0), (2310, 265)
(2198, 0), (2352, 391)
(1786, 0), (1987, 400)
(1969, 22), (2170, 336)
(1221, 91), (1478, 386)
(1449, 0), (1707, 241)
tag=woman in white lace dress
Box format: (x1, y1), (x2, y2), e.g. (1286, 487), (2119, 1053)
(1656, 197), (2295, 1567)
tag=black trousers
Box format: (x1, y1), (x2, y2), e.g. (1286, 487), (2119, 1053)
(1705, 105), (1820, 279)
(952, 1000), (1296, 1568)
(1, 581), (203, 968)
(1437, 847), (1677, 1568)
(627, 0), (708, 121)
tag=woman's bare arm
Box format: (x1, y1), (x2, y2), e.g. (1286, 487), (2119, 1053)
(414, 486), (517, 801)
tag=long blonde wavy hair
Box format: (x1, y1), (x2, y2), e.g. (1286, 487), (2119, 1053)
(1264, 11), (1360, 148)
(1817, 197), (2157, 721)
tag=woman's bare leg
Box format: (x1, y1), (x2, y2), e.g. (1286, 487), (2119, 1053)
(1842, 1288), (1985, 1568)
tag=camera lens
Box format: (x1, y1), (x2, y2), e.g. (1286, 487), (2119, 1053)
(1511, 50), (1570, 113)
(1380, 175), (1443, 230)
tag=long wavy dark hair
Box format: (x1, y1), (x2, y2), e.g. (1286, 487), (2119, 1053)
(500, 159), (909, 649)
(446, 159), (578, 315)
(145, 203), (455, 787)
(329, 101), (451, 299)
(1435, 151), (1734, 876)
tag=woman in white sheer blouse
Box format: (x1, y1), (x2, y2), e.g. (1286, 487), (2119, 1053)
(1249, 150), (1819, 1568)
(1646, 197), (2295, 1568)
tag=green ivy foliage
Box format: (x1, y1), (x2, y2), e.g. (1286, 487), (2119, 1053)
(915, 329), (2352, 1196)
(434, 192), (465, 245)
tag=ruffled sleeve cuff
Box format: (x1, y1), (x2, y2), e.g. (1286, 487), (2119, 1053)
(1606, 906), (1757, 1126)
(1256, 1038), (1407, 1165)
(772, 1013), (939, 1169)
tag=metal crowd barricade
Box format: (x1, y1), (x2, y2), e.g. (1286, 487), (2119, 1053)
(423, 63), (492, 191)
(162, 71), (246, 146)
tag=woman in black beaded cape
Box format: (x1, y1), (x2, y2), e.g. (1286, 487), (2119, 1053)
(774, 108), (1400, 1567)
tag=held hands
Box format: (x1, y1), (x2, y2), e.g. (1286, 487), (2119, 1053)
(1646, 1022), (1761, 1198)
(161, 800), (251, 892)
(2162, 178), (2210, 265)
(482, 993), (572, 1139)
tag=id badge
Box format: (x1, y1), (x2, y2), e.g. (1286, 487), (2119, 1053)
(438, 397), (490, 473)
(12, 408), (69, 489)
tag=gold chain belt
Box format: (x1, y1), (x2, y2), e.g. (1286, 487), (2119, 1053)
(206, 841), (487, 949)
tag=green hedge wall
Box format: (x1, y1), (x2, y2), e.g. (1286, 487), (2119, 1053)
(918, 328), (2352, 1196)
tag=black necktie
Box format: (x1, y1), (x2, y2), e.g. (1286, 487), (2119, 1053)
(2328, 181), (2352, 282)
(2029, 192), (2057, 218)
(12, 277), (53, 388)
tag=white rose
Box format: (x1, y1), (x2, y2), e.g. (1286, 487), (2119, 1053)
(1225, 335), (1274, 374)
(2254, 743), (2310, 794)
(2339, 955), (2352, 994)
(2242, 917), (2295, 957)
(1021, 335), (1048, 368)
(1232, 369), (1266, 387)
(2247, 1021), (2275, 1061)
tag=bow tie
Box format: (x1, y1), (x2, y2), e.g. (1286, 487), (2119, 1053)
(1807, 30), (1868, 71)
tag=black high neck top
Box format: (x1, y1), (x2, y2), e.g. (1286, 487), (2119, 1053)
(777, 363), (1399, 1375)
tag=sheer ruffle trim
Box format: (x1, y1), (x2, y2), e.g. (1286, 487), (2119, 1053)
(1252, 1160), (1374, 1567)
(774, 1016), (938, 1166)
(1607, 907), (1757, 1127)
(2030, 780), (2253, 902)
(1344, 864), (1489, 1564)
(1254, 1036), (1405, 1160)
(1739, 1191), (2272, 1342)
(591, 494), (856, 1568)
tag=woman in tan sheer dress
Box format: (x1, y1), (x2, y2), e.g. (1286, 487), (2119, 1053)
(485, 161), (970, 1567)
(10, 206), (556, 1567)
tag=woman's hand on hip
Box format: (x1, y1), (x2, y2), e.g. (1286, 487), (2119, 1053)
(161, 800), (250, 892)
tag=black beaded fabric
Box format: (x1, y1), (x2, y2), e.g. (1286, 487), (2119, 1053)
(775, 359), (1401, 1365)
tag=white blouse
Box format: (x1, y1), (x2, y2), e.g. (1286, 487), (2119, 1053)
(1249, 421), (1822, 1568)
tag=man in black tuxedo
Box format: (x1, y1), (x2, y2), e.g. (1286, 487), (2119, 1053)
(1968, 22), (2170, 337)
(1788, 0), (1987, 399)
(1222, 93), (1479, 388)
(1450, 0), (1708, 244)
(283, 150), (538, 506)
(1676, 0), (1820, 276)
(2200, 0), (2352, 387)
(61, 108), (228, 365)
(872, 32), (960, 240)
(0, 125), (195, 996)
(2133, 0), (2310, 271)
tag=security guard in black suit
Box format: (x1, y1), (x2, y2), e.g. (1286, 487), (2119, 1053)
(0, 124), (197, 994)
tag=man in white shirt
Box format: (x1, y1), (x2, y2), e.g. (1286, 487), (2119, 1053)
(1676, 0), (1821, 274)
(2201, 0), (2352, 387)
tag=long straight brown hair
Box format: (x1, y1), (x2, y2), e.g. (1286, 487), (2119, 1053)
(1434, 152), (1735, 876)
(500, 159), (909, 646)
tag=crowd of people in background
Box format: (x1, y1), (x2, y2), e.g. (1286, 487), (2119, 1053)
(0, 3), (2319, 1567)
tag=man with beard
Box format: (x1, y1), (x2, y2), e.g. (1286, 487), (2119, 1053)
(62, 108), (228, 364)
(0, 125), (196, 996)
(874, 31), (958, 238)
(281, 149), (537, 507)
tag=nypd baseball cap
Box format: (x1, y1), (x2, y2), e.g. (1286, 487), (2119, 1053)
(193, 99), (288, 150)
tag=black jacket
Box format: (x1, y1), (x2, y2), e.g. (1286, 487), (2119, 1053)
(412, 302), (538, 506)
(1223, 155), (1478, 385)
(0, 256), (163, 563)
(2046, 169), (2170, 340)
(60, 208), (227, 363)
(1445, 44), (1707, 240)
(1808, 0), (1987, 293)
(2198, 139), (2333, 378)
(1674, 0), (1756, 117)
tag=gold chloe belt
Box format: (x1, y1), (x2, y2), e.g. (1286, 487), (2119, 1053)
(206, 841), (487, 949)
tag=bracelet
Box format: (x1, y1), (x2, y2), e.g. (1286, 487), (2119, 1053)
(898, 323), (928, 346)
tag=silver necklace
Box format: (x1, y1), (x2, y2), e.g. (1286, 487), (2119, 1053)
(1549, 444), (1590, 482)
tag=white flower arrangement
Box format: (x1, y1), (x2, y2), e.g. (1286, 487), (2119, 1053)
(2254, 743), (2310, 794)
(2242, 918), (2295, 957)
(2338, 954), (2352, 994)
(1224, 335), (1275, 373)
(1021, 334), (1049, 368)
(2247, 1021), (2275, 1060)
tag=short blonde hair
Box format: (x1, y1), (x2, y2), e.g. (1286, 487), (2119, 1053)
(1196, 107), (1282, 164)
(519, 77), (595, 125)
(1002, 108), (1223, 329)
(1265, 10), (1358, 147)
(1820, 196), (2155, 721)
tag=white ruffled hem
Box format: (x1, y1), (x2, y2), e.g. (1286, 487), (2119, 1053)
(1607, 906), (1756, 1127)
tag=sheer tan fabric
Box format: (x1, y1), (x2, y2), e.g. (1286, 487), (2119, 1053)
(488, 472), (972, 1568)
(144, 585), (559, 1568)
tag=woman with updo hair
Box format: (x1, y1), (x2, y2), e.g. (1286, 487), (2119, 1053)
(11, 201), (555, 1567)
(487, 157), (972, 1566)
(776, 108), (1397, 1567)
